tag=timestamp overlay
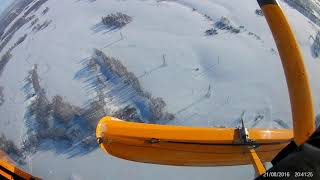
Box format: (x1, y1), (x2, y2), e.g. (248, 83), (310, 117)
(263, 171), (315, 179)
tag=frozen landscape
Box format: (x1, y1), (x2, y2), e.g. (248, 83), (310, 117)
(0, 0), (319, 179)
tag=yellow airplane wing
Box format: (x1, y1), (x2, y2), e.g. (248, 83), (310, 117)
(96, 116), (292, 166)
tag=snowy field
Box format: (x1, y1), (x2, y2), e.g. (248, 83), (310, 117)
(0, 0), (319, 179)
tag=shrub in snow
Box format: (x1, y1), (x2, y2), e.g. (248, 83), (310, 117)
(312, 31), (320, 58)
(248, 32), (261, 40)
(316, 114), (320, 128)
(255, 9), (264, 16)
(203, 14), (212, 21)
(101, 12), (132, 29)
(215, 17), (231, 30)
(205, 28), (218, 36)
(213, 17), (240, 34)
(230, 28), (240, 34)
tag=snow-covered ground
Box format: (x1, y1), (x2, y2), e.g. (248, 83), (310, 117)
(0, 0), (319, 179)
(0, 0), (12, 13)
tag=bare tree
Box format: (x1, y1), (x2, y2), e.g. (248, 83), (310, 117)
(42, 7), (49, 15)
(0, 51), (12, 77)
(161, 54), (167, 67)
(83, 91), (108, 128)
(149, 97), (175, 122)
(205, 84), (212, 98)
(32, 19), (52, 32)
(51, 95), (83, 123)
(114, 105), (142, 122)
(0, 86), (4, 106)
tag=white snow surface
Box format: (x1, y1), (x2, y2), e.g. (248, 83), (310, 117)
(0, 0), (319, 179)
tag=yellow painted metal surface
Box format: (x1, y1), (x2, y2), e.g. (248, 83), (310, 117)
(260, 3), (315, 145)
(248, 148), (266, 175)
(96, 116), (293, 166)
(0, 160), (41, 180)
(0, 150), (41, 180)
